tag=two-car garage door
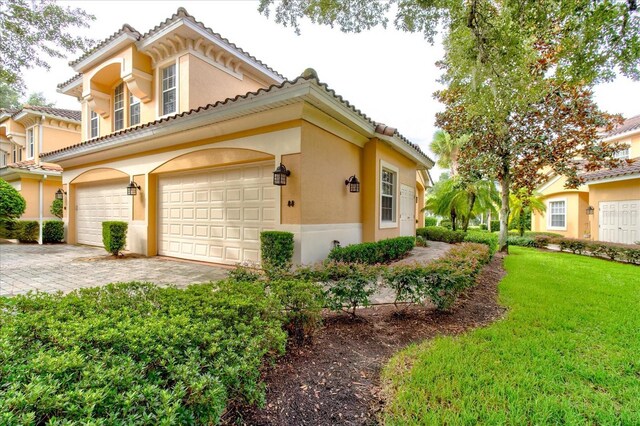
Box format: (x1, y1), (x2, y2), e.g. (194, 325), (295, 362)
(599, 200), (640, 245)
(158, 162), (276, 264)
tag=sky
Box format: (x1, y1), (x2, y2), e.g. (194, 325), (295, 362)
(22, 1), (640, 181)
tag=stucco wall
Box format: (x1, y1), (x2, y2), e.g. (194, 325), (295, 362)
(42, 126), (81, 154)
(17, 177), (61, 222)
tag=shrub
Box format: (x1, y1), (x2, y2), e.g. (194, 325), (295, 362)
(416, 235), (429, 247)
(622, 248), (640, 265)
(554, 238), (639, 265)
(228, 264), (263, 283)
(383, 264), (427, 310)
(532, 235), (552, 248)
(559, 239), (587, 255)
(50, 198), (63, 219)
(102, 221), (128, 256)
(479, 223), (488, 230)
(417, 226), (465, 244)
(18, 220), (39, 243)
(42, 220), (64, 243)
(261, 231), (294, 271)
(270, 279), (325, 344)
(464, 231), (498, 254)
(0, 281), (286, 424)
(0, 178), (26, 219)
(439, 219), (453, 229)
(490, 220), (500, 232)
(425, 217), (438, 227)
(507, 236), (536, 247)
(0, 218), (20, 239)
(328, 237), (415, 264)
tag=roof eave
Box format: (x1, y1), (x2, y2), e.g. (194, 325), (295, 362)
(584, 172), (640, 185)
(71, 32), (138, 73)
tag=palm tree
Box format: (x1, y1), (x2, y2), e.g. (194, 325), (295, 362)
(509, 189), (546, 237)
(429, 130), (468, 176)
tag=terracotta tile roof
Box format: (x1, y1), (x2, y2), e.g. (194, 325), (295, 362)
(605, 114), (640, 137)
(581, 157), (640, 182)
(14, 106), (81, 122)
(69, 24), (142, 67)
(57, 73), (82, 89)
(40, 74), (432, 164)
(3, 160), (63, 173)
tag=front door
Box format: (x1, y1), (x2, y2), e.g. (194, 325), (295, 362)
(400, 184), (415, 237)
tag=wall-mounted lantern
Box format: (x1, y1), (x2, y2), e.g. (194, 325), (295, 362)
(586, 206), (594, 215)
(273, 163), (291, 186)
(345, 175), (360, 193)
(126, 181), (141, 196)
(55, 189), (67, 200)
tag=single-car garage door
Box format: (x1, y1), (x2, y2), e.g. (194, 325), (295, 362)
(599, 200), (640, 245)
(75, 180), (131, 246)
(158, 162), (276, 265)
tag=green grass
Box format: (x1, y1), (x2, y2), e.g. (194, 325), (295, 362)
(382, 247), (640, 425)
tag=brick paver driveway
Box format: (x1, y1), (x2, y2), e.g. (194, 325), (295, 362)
(0, 243), (230, 296)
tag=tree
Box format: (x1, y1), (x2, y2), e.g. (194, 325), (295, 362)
(0, 83), (20, 110)
(0, 178), (26, 219)
(509, 190), (545, 237)
(429, 130), (468, 176)
(25, 92), (55, 107)
(0, 0), (94, 90)
(50, 198), (63, 219)
(258, 0), (639, 252)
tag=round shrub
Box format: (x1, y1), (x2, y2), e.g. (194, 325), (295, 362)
(43, 220), (64, 243)
(102, 221), (128, 256)
(0, 178), (26, 219)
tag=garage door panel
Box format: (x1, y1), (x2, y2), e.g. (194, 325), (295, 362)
(158, 161), (275, 265)
(76, 181), (130, 247)
(599, 200), (640, 245)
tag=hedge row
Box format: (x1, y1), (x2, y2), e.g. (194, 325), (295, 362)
(417, 226), (465, 244)
(0, 220), (65, 243)
(328, 236), (415, 264)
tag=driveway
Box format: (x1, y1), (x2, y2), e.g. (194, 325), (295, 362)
(0, 243), (230, 297)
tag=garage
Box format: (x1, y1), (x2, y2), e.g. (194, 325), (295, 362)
(158, 162), (276, 265)
(599, 200), (640, 245)
(75, 180), (131, 246)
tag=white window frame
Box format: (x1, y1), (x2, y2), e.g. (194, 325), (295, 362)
(90, 110), (99, 139)
(113, 82), (125, 131)
(379, 160), (399, 229)
(547, 197), (567, 231)
(129, 91), (141, 126)
(12, 144), (22, 163)
(160, 62), (177, 117)
(26, 128), (35, 160)
(0, 151), (6, 167)
(613, 148), (629, 160)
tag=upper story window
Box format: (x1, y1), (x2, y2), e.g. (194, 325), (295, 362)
(90, 110), (99, 139)
(613, 148), (629, 160)
(114, 83), (124, 131)
(381, 168), (396, 223)
(12, 145), (22, 163)
(129, 92), (140, 126)
(162, 64), (177, 116)
(27, 128), (34, 159)
(548, 200), (566, 229)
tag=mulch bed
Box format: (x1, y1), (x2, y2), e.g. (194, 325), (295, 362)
(224, 253), (507, 425)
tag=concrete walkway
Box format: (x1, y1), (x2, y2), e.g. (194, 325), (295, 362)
(0, 243), (230, 297)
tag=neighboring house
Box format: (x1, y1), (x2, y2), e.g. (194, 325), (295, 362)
(43, 8), (434, 264)
(0, 106), (81, 239)
(532, 115), (640, 244)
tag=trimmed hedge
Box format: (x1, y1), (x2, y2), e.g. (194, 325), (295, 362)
(464, 231), (498, 255)
(261, 231), (294, 270)
(439, 219), (453, 229)
(43, 220), (64, 243)
(18, 220), (39, 243)
(417, 226), (465, 244)
(328, 236), (415, 264)
(0, 281), (286, 424)
(102, 221), (128, 256)
(507, 236), (537, 247)
(556, 238), (639, 265)
(424, 217), (437, 227)
(0, 218), (20, 239)
(490, 220), (500, 232)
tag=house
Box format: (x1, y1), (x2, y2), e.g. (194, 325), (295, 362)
(42, 8), (434, 264)
(532, 115), (640, 244)
(0, 106), (81, 240)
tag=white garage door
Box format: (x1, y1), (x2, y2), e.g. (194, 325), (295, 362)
(599, 200), (640, 245)
(158, 162), (276, 265)
(75, 180), (131, 246)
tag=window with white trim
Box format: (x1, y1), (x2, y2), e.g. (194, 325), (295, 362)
(12, 145), (22, 163)
(27, 128), (34, 159)
(613, 148), (629, 160)
(129, 92), (140, 126)
(90, 110), (99, 138)
(161, 64), (177, 116)
(549, 200), (566, 228)
(0, 152), (6, 167)
(114, 83), (124, 131)
(381, 168), (396, 222)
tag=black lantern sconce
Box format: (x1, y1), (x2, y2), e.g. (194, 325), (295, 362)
(55, 188), (67, 200)
(345, 175), (360, 193)
(273, 163), (291, 186)
(586, 206), (594, 215)
(126, 181), (141, 196)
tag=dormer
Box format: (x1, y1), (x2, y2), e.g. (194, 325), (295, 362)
(58, 8), (286, 142)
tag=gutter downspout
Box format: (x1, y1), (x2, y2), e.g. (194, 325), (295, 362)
(39, 175), (45, 244)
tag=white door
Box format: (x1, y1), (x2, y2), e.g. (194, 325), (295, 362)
(75, 180), (131, 246)
(158, 162), (276, 265)
(400, 184), (416, 237)
(599, 200), (640, 244)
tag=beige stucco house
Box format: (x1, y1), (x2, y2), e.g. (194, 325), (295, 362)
(532, 115), (640, 244)
(43, 8), (434, 264)
(0, 106), (81, 239)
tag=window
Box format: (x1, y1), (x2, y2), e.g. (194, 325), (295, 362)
(27, 128), (34, 159)
(548, 200), (566, 229)
(0, 152), (6, 167)
(129, 92), (140, 126)
(381, 168), (396, 223)
(114, 83), (124, 131)
(613, 148), (629, 160)
(90, 110), (99, 138)
(161, 64), (176, 115)
(12, 145), (22, 163)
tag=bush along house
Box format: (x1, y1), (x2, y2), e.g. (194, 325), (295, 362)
(43, 8), (434, 264)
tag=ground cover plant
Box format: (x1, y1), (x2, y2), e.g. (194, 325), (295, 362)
(382, 247), (640, 425)
(0, 281), (286, 425)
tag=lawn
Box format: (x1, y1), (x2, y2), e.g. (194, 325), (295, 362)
(382, 247), (640, 425)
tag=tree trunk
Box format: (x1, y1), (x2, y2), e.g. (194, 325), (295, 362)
(518, 210), (525, 237)
(463, 193), (477, 231)
(498, 174), (510, 253)
(451, 208), (457, 231)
